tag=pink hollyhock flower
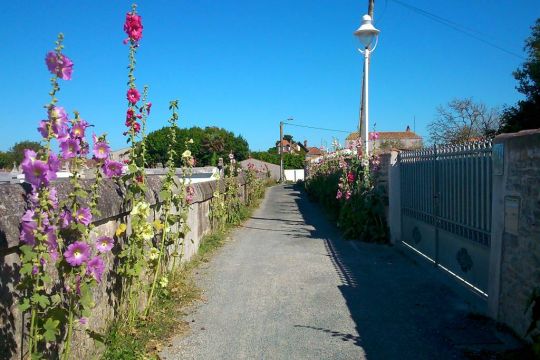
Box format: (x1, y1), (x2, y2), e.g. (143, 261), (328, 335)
(59, 210), (72, 229)
(127, 88), (140, 104)
(64, 241), (91, 266)
(103, 160), (123, 178)
(93, 142), (110, 160)
(20, 210), (37, 245)
(87, 256), (105, 282)
(38, 120), (49, 138)
(336, 190), (343, 200)
(95, 236), (114, 253)
(46, 227), (59, 262)
(369, 132), (380, 141)
(21, 150), (51, 188)
(345, 190), (352, 200)
(132, 122), (141, 133)
(123, 12), (143, 42)
(77, 317), (88, 325)
(71, 123), (86, 138)
(60, 138), (80, 159)
(75, 207), (92, 226)
(48, 186), (58, 209)
(347, 172), (355, 183)
(186, 185), (195, 204)
(146, 102), (152, 114)
(45, 51), (74, 80)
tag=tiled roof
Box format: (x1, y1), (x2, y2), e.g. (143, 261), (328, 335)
(307, 147), (322, 155)
(346, 131), (422, 140)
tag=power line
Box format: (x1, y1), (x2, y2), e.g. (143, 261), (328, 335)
(389, 0), (525, 60)
(282, 122), (351, 134)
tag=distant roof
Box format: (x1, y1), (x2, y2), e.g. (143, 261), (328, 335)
(307, 147), (322, 155)
(346, 129), (422, 140)
(275, 139), (291, 146)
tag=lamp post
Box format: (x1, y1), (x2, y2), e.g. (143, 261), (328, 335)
(279, 118), (293, 183)
(354, 14), (379, 158)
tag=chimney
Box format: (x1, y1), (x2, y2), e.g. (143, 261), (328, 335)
(406, 125), (411, 132)
(304, 140), (307, 148)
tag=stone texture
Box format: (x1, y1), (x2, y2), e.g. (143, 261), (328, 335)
(0, 175), (250, 359)
(490, 129), (540, 338)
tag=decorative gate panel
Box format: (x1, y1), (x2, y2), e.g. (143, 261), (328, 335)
(399, 142), (492, 293)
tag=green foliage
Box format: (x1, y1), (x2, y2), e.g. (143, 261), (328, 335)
(145, 126), (249, 167)
(0, 140), (44, 169)
(250, 151), (305, 169)
(500, 18), (540, 133)
(305, 156), (389, 243)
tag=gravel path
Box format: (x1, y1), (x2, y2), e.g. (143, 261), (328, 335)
(161, 184), (518, 360)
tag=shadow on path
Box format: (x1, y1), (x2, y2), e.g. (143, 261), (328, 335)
(283, 184), (522, 360)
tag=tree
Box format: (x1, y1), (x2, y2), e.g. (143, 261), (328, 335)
(145, 126), (249, 167)
(283, 134), (293, 142)
(499, 18), (540, 133)
(428, 98), (501, 145)
(0, 141), (43, 170)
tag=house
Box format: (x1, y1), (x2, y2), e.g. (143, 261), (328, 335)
(305, 147), (324, 162)
(275, 139), (306, 154)
(345, 126), (423, 152)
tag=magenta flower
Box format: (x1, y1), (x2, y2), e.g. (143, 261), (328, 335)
(123, 12), (143, 43)
(60, 138), (80, 159)
(59, 210), (72, 229)
(127, 88), (140, 104)
(20, 210), (37, 245)
(345, 190), (352, 200)
(64, 241), (91, 266)
(95, 236), (114, 253)
(38, 120), (49, 138)
(146, 102), (152, 114)
(336, 190), (343, 200)
(46, 228), (59, 262)
(48, 187), (59, 209)
(21, 150), (51, 188)
(48, 106), (69, 138)
(369, 132), (380, 141)
(71, 123), (86, 138)
(87, 256), (105, 282)
(75, 207), (92, 226)
(45, 51), (73, 80)
(93, 142), (110, 160)
(103, 160), (123, 178)
(347, 172), (355, 183)
(77, 317), (88, 325)
(186, 185), (195, 204)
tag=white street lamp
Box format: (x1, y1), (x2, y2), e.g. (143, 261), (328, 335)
(354, 14), (379, 158)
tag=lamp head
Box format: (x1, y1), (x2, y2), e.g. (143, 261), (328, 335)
(354, 14), (380, 49)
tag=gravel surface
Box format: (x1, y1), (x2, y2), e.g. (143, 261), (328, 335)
(161, 184), (520, 360)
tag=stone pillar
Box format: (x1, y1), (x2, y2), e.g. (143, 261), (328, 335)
(488, 129), (540, 337)
(388, 150), (401, 244)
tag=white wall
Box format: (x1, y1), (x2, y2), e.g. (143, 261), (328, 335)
(284, 169), (304, 182)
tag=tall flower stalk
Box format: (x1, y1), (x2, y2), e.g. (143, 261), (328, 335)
(145, 100), (179, 314)
(117, 4), (155, 323)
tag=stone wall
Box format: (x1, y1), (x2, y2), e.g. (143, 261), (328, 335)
(0, 175), (248, 359)
(488, 129), (540, 338)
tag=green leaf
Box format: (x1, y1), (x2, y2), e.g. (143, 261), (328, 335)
(19, 299), (31, 312)
(43, 317), (60, 342)
(159, 190), (171, 201)
(20, 263), (33, 275)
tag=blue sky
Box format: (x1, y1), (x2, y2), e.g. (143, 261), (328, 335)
(0, 1), (538, 152)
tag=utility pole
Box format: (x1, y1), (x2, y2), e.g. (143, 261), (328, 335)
(358, 0), (375, 149)
(279, 120), (284, 183)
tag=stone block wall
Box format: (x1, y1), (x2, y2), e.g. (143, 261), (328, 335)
(488, 129), (540, 338)
(0, 175), (248, 359)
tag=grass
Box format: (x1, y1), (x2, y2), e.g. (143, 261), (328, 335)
(101, 184), (271, 359)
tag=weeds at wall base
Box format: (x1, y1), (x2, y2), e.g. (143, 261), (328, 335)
(101, 186), (271, 359)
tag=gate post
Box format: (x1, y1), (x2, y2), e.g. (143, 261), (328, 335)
(388, 150), (401, 244)
(433, 144), (440, 266)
